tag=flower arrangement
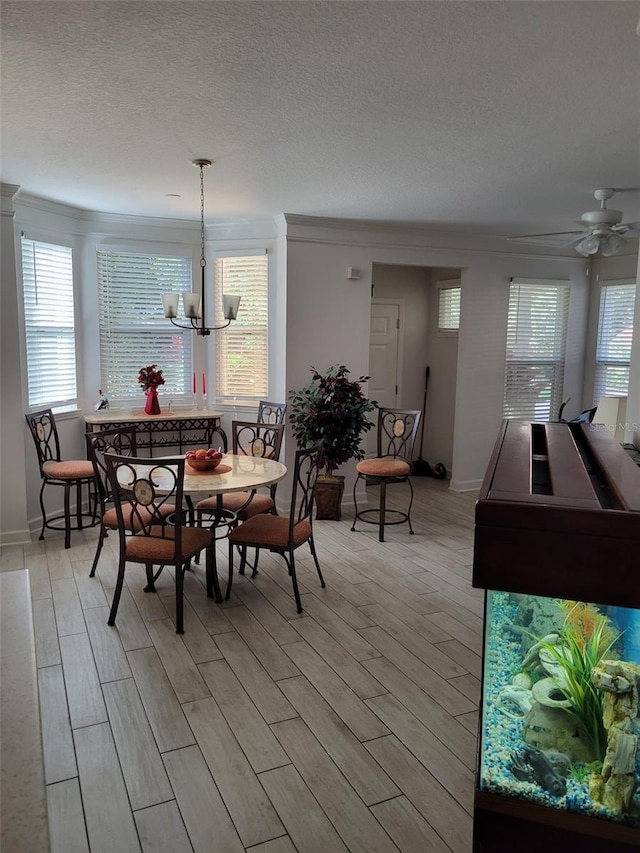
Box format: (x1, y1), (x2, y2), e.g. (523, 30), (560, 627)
(138, 364), (165, 392)
(288, 364), (377, 476)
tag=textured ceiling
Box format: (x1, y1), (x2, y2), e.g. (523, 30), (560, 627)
(2, 1), (639, 238)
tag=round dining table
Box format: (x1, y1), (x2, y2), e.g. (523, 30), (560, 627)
(179, 453), (287, 498)
(116, 453), (287, 601)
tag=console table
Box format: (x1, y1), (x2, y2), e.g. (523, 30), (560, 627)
(84, 409), (226, 456)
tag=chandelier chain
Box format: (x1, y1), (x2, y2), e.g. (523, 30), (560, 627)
(199, 165), (206, 270)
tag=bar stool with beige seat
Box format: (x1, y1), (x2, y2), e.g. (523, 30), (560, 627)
(25, 408), (97, 549)
(351, 407), (421, 542)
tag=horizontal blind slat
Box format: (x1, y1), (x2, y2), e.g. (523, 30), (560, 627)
(504, 281), (569, 420)
(214, 255), (268, 399)
(594, 282), (636, 403)
(22, 238), (78, 408)
(98, 250), (193, 396)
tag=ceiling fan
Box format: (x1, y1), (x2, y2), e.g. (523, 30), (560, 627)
(508, 189), (640, 257)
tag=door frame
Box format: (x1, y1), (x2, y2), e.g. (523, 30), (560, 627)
(370, 297), (406, 407)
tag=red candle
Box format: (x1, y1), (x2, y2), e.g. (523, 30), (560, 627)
(202, 372), (206, 396)
(192, 372), (196, 395)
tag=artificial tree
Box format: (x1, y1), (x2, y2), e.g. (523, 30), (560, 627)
(288, 365), (376, 518)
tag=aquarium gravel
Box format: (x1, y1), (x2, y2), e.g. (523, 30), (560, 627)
(479, 590), (640, 826)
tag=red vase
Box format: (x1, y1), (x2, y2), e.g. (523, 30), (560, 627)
(144, 388), (161, 415)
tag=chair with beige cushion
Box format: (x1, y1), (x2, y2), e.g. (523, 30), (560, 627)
(105, 454), (220, 634)
(226, 445), (324, 612)
(86, 427), (176, 577)
(25, 408), (97, 549)
(351, 407), (421, 542)
(196, 420), (285, 524)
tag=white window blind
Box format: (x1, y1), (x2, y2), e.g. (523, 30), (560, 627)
(504, 279), (570, 421)
(214, 254), (268, 400)
(97, 251), (193, 398)
(22, 238), (77, 409)
(438, 284), (461, 330)
(594, 281), (636, 404)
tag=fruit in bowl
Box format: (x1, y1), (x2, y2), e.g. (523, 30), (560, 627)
(185, 448), (224, 471)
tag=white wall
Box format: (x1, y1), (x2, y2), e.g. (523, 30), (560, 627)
(3, 195), (634, 543)
(427, 268), (462, 471)
(0, 185), (29, 544)
(283, 216), (591, 492)
(3, 193), (282, 541)
(371, 263), (461, 473)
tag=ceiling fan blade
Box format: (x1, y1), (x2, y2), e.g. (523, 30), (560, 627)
(507, 230), (584, 240)
(615, 221), (640, 236)
(506, 230), (584, 247)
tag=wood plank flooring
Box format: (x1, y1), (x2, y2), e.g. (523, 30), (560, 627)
(2, 478), (482, 853)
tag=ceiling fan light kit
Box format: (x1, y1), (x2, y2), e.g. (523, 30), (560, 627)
(508, 188), (640, 257)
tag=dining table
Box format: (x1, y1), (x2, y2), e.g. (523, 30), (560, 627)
(117, 453), (288, 601)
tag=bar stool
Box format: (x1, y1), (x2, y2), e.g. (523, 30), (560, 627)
(351, 408), (421, 542)
(25, 408), (97, 548)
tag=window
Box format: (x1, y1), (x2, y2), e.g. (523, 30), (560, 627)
(22, 238), (77, 409)
(594, 280), (636, 404)
(504, 278), (570, 420)
(438, 282), (461, 331)
(97, 250), (193, 398)
(214, 253), (268, 400)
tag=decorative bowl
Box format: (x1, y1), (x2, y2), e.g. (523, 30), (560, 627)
(185, 455), (223, 471)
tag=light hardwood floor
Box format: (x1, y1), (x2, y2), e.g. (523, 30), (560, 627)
(2, 478), (482, 853)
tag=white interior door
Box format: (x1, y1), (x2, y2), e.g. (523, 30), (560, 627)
(368, 302), (400, 453)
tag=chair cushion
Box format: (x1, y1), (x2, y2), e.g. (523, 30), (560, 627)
(228, 515), (311, 549)
(356, 457), (411, 477)
(197, 491), (274, 521)
(125, 525), (212, 562)
(102, 502), (176, 531)
(43, 460), (95, 480)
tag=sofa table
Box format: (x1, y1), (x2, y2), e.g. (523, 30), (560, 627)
(84, 408), (226, 456)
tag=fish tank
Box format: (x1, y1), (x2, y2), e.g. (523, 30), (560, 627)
(479, 590), (640, 828)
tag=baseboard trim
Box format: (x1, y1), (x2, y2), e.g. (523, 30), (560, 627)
(449, 478), (482, 493)
(0, 529), (32, 547)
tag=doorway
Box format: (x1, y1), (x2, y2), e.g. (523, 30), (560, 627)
(368, 263), (462, 473)
(367, 300), (402, 453)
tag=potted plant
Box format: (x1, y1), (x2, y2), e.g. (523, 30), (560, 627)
(288, 364), (377, 519)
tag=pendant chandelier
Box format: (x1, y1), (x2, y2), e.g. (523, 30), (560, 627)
(162, 158), (240, 336)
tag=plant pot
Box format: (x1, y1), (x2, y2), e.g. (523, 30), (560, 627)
(314, 474), (345, 521)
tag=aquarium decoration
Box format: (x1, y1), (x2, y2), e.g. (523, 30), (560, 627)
(480, 591), (640, 825)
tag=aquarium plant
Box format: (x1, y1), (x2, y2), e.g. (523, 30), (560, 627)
(535, 604), (619, 762)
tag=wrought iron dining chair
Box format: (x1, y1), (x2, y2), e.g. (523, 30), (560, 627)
(105, 454), (220, 634)
(86, 427), (177, 578)
(196, 421), (285, 524)
(351, 407), (421, 542)
(257, 400), (288, 425)
(86, 427), (136, 576)
(226, 445), (325, 612)
(25, 408), (97, 549)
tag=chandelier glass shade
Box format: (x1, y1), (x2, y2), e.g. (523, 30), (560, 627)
(162, 159), (240, 336)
